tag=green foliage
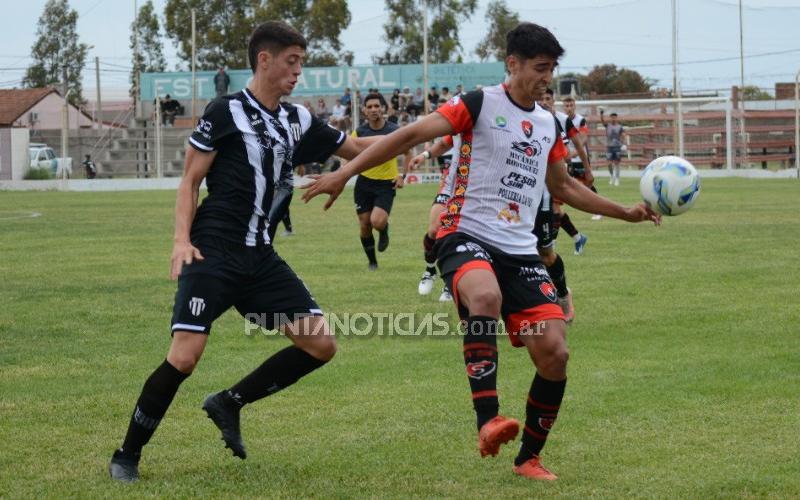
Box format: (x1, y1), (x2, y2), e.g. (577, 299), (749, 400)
(23, 0), (88, 107)
(377, 0), (478, 64)
(163, 0), (352, 70)
(568, 64), (654, 96)
(23, 167), (52, 180)
(0, 179), (799, 496)
(131, 1), (167, 98)
(741, 85), (772, 101)
(475, 0), (519, 62)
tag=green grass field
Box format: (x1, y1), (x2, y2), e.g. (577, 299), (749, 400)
(1, 178), (798, 498)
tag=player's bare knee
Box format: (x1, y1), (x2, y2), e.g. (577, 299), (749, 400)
(466, 288), (502, 316)
(370, 214), (387, 231)
(167, 351), (200, 374)
(304, 335), (337, 361)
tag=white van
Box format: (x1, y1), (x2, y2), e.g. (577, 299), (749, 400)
(29, 143), (72, 178)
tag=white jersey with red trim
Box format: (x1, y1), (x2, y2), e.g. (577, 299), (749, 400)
(435, 84), (569, 255)
(566, 111), (589, 164)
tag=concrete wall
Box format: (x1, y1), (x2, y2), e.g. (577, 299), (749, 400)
(0, 127), (30, 180)
(21, 93), (94, 130)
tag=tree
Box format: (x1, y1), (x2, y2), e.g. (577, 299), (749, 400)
(255, 0), (353, 66)
(24, 0), (89, 106)
(741, 85), (771, 101)
(163, 0), (352, 69)
(131, 1), (167, 98)
(578, 64), (654, 95)
(376, 0), (478, 64)
(475, 0), (519, 62)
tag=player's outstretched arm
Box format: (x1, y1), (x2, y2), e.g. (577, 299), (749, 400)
(171, 147), (214, 280)
(302, 113), (454, 209)
(546, 158), (660, 225)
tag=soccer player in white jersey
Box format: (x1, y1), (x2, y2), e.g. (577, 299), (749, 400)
(303, 22), (660, 481)
(410, 135), (458, 302)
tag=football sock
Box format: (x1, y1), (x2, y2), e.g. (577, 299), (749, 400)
(360, 235), (377, 265)
(463, 316), (500, 431)
(227, 346), (327, 406)
(282, 209), (292, 232)
(423, 233), (437, 264)
(515, 374), (566, 466)
(590, 184), (598, 194)
(560, 213), (579, 238)
(425, 263), (437, 276)
(547, 254), (568, 298)
(120, 359), (190, 456)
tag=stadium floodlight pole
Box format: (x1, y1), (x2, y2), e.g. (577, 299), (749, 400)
(738, 0), (747, 168)
(61, 66), (69, 170)
(671, 0), (684, 157)
(191, 8), (197, 126)
(795, 68), (799, 178)
(95, 56), (102, 129)
(725, 96), (733, 172)
(134, 0), (141, 119)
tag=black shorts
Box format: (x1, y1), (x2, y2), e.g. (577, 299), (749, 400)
(171, 237), (321, 335)
(607, 146), (621, 161)
(435, 232), (565, 347)
(354, 175), (396, 215)
(533, 196), (560, 249)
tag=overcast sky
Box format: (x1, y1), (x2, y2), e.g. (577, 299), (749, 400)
(2, 0), (799, 100)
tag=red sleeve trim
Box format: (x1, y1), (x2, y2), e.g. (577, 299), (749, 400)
(436, 99), (473, 135)
(548, 137), (569, 164)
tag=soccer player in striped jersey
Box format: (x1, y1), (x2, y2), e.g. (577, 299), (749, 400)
(108, 21), (384, 483)
(304, 22), (660, 480)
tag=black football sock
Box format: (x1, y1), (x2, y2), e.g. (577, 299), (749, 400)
(590, 184), (598, 194)
(560, 213), (579, 238)
(227, 346), (327, 406)
(282, 209), (292, 232)
(120, 360), (190, 456)
(360, 235), (377, 265)
(515, 374), (566, 466)
(463, 316), (500, 431)
(423, 234), (437, 264)
(547, 254), (568, 298)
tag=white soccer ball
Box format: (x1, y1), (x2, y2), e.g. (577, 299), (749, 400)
(639, 156), (701, 216)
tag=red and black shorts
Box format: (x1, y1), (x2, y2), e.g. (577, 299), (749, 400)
(434, 232), (565, 347)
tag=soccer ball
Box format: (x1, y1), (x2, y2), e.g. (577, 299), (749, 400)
(639, 156), (701, 216)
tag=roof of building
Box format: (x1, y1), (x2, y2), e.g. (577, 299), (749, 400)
(0, 87), (58, 126)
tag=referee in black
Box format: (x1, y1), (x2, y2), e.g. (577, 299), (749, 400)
(109, 21), (381, 482)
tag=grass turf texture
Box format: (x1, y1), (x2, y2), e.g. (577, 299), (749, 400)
(0, 178), (798, 497)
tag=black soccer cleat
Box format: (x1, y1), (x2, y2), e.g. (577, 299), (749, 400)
(377, 226), (390, 252)
(109, 449), (140, 483)
(202, 392), (247, 459)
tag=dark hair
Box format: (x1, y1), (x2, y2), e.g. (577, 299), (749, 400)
(248, 21), (307, 73)
(442, 86), (449, 92)
(610, 112), (618, 117)
(506, 22), (565, 60)
(563, 96), (575, 102)
(363, 92), (385, 107)
(545, 88), (554, 96)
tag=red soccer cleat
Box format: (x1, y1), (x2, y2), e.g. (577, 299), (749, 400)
(478, 415), (520, 457)
(512, 456), (558, 481)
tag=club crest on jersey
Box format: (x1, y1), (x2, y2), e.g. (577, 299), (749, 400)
(466, 360), (496, 379)
(522, 120), (533, 138)
(189, 297), (206, 317)
(539, 282), (557, 302)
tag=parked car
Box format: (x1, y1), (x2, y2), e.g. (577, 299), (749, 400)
(29, 143), (72, 178)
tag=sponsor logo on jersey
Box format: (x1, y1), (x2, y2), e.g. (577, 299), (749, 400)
(522, 120), (533, 138)
(195, 119), (212, 139)
(497, 202), (521, 224)
(539, 282), (557, 302)
(519, 266), (550, 281)
(511, 140), (542, 158)
(189, 297), (206, 317)
(466, 360), (496, 379)
(495, 115), (507, 128)
(455, 241), (492, 261)
(500, 172), (536, 190)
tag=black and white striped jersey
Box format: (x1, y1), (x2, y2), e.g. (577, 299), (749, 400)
(188, 88), (345, 247)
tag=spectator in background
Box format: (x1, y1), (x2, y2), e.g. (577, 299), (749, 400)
(331, 98), (346, 124)
(160, 94), (179, 127)
(427, 86), (440, 111)
(214, 67), (230, 97)
(341, 87), (352, 107)
(407, 87), (425, 118)
(315, 98), (329, 121)
(390, 88), (400, 113)
(454, 84), (464, 96)
(440, 86), (452, 102)
(303, 100), (315, 116)
(400, 86), (412, 111)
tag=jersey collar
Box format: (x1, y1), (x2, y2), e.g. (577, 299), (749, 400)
(243, 88), (282, 117)
(501, 83), (537, 113)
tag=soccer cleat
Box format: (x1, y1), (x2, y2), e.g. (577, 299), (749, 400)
(591, 214), (602, 220)
(109, 449), (140, 483)
(513, 456), (558, 481)
(418, 271), (435, 295)
(282, 229), (294, 237)
(574, 234), (588, 255)
(557, 288), (575, 324)
(478, 415), (520, 457)
(203, 392), (247, 459)
(378, 227), (390, 252)
(368, 262), (378, 271)
(614, 177), (620, 186)
(438, 286), (452, 302)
